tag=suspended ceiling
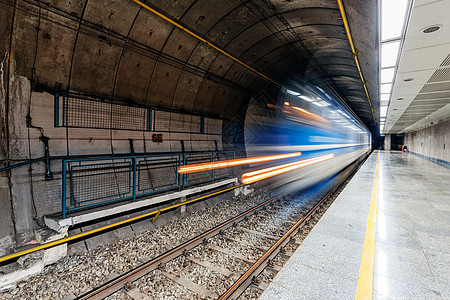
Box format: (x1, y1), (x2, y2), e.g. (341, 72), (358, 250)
(1, 0), (379, 134)
(383, 0), (450, 134)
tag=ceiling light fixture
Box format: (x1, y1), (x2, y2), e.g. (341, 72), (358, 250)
(422, 25), (442, 34)
(379, 0), (411, 134)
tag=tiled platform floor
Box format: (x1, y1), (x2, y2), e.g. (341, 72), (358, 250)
(260, 150), (450, 300)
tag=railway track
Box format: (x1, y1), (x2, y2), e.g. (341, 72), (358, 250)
(77, 157), (363, 300)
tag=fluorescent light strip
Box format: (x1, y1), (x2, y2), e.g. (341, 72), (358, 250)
(241, 154), (335, 184)
(177, 152), (301, 174)
(380, 83), (392, 94)
(380, 0), (411, 134)
(247, 143), (369, 152)
(381, 68), (395, 84)
(381, 41), (401, 68)
(381, 0), (409, 41)
(380, 94), (390, 101)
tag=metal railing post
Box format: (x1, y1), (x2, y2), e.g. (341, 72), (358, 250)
(182, 154), (186, 190)
(62, 160), (67, 218)
(54, 93), (59, 128)
(211, 152), (215, 183)
(132, 157), (137, 202)
(233, 151), (236, 178)
(178, 154), (182, 191)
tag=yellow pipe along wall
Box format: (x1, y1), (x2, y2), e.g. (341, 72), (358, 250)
(0, 184), (243, 264)
(336, 0), (377, 125)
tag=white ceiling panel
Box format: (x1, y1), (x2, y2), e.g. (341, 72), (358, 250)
(398, 44), (450, 73)
(403, 1), (450, 51)
(383, 0), (450, 134)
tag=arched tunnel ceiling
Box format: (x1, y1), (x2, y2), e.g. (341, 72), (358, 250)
(1, 0), (379, 134)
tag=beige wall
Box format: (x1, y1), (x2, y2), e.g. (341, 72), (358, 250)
(0, 75), (225, 254)
(405, 118), (450, 163)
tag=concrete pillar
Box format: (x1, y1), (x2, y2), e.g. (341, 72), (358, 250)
(180, 196), (187, 214)
(384, 134), (391, 150)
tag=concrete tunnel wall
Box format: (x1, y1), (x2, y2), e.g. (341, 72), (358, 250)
(405, 118), (450, 164)
(0, 0), (382, 257)
(0, 74), (243, 256)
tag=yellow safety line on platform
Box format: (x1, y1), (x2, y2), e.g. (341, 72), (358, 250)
(131, 0), (281, 88)
(356, 150), (380, 299)
(0, 184), (243, 264)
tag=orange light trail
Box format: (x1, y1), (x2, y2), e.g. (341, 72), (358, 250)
(241, 154), (335, 184)
(177, 152), (302, 174)
(292, 106), (313, 115)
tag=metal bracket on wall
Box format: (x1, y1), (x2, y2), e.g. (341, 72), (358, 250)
(180, 140), (185, 154)
(128, 138), (135, 155)
(39, 135), (52, 180)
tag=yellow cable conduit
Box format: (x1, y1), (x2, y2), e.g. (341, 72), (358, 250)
(336, 0), (377, 125)
(133, 0), (374, 126)
(0, 184), (243, 263)
(1, 1), (376, 263)
(131, 0), (281, 88)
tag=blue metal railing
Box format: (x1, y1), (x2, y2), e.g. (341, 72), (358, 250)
(62, 151), (235, 218)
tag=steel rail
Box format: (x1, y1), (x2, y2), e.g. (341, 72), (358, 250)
(76, 151), (369, 299)
(219, 154), (366, 299)
(75, 194), (280, 300)
(218, 188), (332, 299)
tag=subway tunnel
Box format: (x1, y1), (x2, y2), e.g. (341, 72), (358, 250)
(0, 0), (449, 298)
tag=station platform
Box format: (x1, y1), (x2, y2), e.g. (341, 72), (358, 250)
(260, 150), (450, 299)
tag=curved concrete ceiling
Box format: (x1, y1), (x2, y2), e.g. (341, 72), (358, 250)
(0, 0), (379, 133)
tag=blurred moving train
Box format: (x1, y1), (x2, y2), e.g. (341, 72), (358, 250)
(243, 83), (371, 190)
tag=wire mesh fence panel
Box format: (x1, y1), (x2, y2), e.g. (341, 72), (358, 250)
(61, 151), (235, 217)
(153, 110), (172, 132)
(65, 159), (133, 213)
(136, 155), (180, 196)
(213, 151), (235, 180)
(183, 153), (213, 187)
(63, 97), (149, 131)
(110, 103), (148, 131)
(57, 95), (221, 134)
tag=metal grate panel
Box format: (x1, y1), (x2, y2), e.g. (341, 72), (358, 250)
(184, 153), (213, 187)
(63, 97), (149, 131)
(414, 91), (450, 100)
(136, 155), (179, 195)
(440, 53), (450, 67)
(61, 151), (234, 217)
(419, 82), (450, 93)
(427, 67), (450, 83)
(153, 110), (171, 131)
(66, 159), (132, 209)
(56, 95), (222, 134)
